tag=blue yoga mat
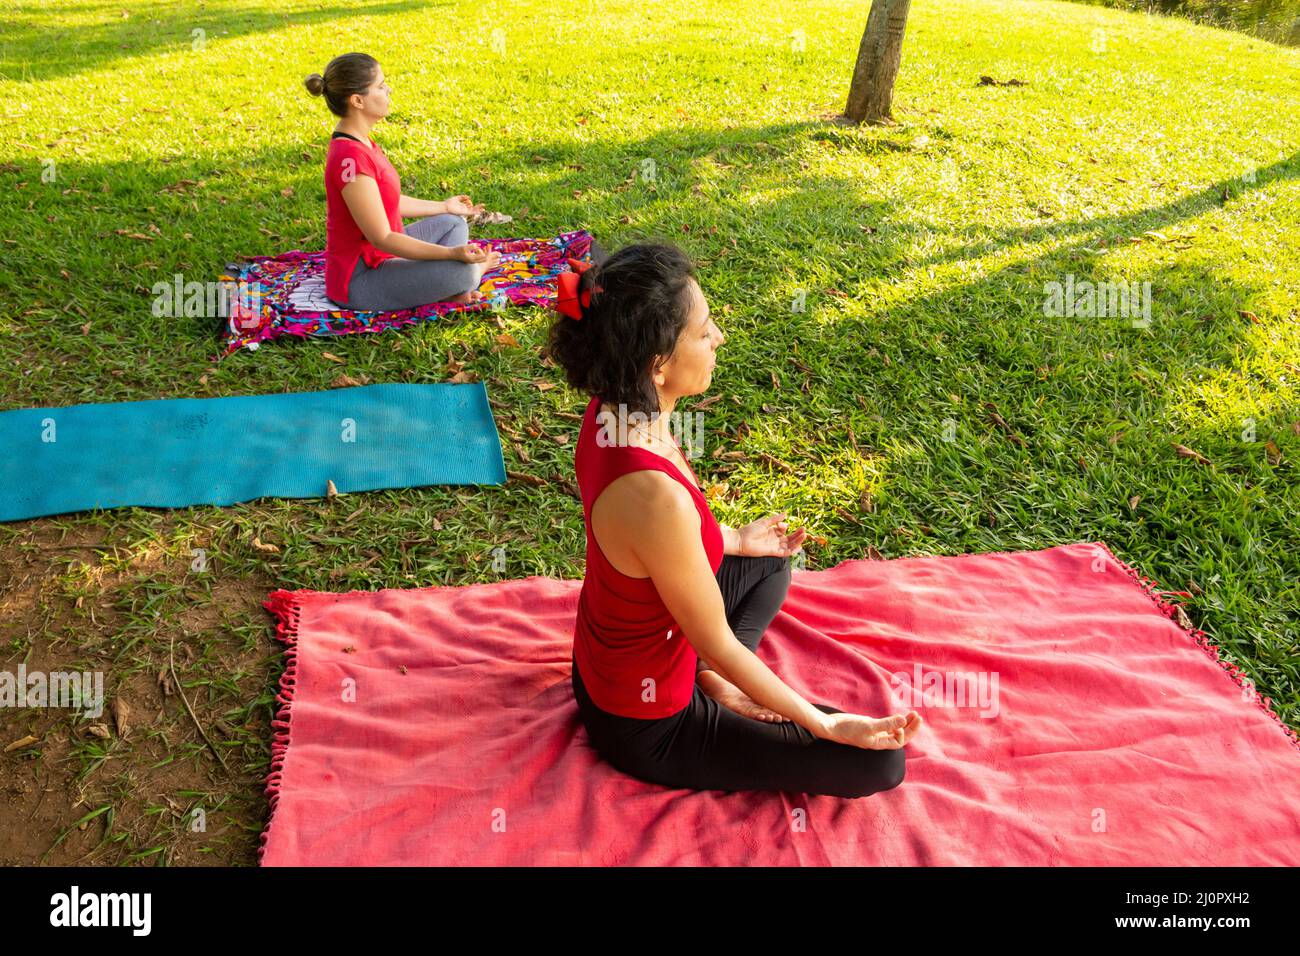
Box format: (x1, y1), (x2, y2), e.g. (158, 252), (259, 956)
(0, 383), (507, 522)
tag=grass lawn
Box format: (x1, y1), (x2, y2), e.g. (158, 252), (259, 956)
(0, 0), (1296, 864)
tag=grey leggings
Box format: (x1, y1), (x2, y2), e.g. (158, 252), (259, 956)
(338, 213), (482, 311)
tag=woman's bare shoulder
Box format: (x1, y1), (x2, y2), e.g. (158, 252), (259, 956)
(591, 469), (700, 575)
(599, 468), (691, 506)
(593, 470), (698, 539)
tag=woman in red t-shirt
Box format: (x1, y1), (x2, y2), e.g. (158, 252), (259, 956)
(304, 53), (501, 310)
(546, 243), (923, 798)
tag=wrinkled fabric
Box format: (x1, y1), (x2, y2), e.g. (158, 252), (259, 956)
(258, 541), (1300, 866)
(219, 230), (592, 357)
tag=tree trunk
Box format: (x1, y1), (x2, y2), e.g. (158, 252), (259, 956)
(843, 0), (912, 124)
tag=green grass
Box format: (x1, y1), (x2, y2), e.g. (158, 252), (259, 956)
(0, 0), (1297, 863)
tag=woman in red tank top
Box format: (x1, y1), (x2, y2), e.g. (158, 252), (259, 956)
(545, 244), (922, 799)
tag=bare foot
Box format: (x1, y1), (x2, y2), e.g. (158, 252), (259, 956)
(448, 290), (485, 305)
(697, 669), (790, 723)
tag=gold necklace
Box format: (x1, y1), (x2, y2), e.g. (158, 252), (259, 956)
(627, 423), (677, 453)
(628, 424), (698, 487)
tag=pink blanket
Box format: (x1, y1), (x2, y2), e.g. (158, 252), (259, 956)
(258, 541), (1300, 866)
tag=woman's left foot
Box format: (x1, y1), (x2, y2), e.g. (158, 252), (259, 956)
(697, 669), (789, 723)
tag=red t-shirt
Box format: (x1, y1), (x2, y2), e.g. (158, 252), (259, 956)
(571, 394), (725, 719)
(324, 134), (401, 304)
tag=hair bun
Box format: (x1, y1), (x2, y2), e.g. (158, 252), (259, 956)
(304, 73), (325, 96)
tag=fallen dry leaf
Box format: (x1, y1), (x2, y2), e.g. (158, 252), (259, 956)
(1172, 443), (1212, 466)
(330, 372), (370, 388)
(111, 698), (130, 737)
(984, 405), (1027, 447)
(4, 735), (39, 753)
(758, 452), (793, 474)
(506, 469), (547, 487)
(467, 209), (512, 225)
(321, 351), (345, 363)
(251, 536), (281, 554)
(326, 479), (339, 498)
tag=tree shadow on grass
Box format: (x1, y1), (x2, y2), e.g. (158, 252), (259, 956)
(0, 120), (911, 376)
(1, 119), (1293, 419)
(899, 151), (1300, 274)
(0, 0), (442, 83)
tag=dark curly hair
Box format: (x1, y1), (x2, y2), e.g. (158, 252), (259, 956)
(544, 243), (698, 418)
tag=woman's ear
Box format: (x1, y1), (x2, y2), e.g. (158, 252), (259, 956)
(649, 356), (667, 388)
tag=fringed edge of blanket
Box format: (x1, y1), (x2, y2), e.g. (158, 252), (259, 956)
(1096, 540), (1300, 753)
(213, 298), (491, 361)
(258, 588), (305, 864)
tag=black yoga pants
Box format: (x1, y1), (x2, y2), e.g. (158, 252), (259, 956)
(571, 554), (907, 798)
(338, 213), (481, 312)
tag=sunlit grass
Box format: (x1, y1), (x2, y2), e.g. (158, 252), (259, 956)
(0, 0), (1297, 862)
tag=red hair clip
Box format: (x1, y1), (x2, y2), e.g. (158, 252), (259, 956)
(555, 257), (601, 321)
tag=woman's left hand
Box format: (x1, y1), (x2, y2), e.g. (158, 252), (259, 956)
(737, 513), (808, 558)
(445, 194), (485, 217)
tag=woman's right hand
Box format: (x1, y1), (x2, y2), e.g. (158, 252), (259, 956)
(452, 244), (500, 269)
(817, 711), (923, 750)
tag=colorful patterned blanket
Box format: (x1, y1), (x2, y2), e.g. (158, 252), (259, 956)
(217, 230), (593, 358)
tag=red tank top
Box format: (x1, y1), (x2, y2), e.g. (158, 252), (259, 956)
(572, 394), (725, 718)
(324, 134), (401, 304)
